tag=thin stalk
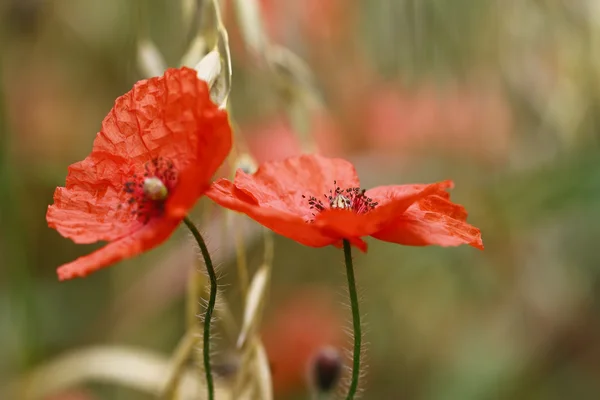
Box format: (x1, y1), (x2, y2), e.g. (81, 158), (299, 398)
(183, 217), (216, 400)
(0, 57), (38, 368)
(161, 328), (199, 398)
(186, 264), (204, 329)
(343, 239), (361, 399)
(230, 211), (249, 299)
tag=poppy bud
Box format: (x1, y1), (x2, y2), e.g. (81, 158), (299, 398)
(308, 346), (343, 394)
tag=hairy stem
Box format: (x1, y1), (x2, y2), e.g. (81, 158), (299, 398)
(343, 239), (361, 399)
(183, 217), (216, 400)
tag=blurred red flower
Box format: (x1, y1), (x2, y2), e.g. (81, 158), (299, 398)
(44, 389), (97, 400)
(262, 287), (344, 397)
(363, 83), (512, 162)
(258, 0), (355, 44)
(243, 112), (343, 163)
(224, 0), (357, 63)
(47, 67), (232, 280)
(207, 154), (483, 252)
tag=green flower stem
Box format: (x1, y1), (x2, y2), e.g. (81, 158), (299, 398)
(343, 239), (361, 399)
(183, 217), (216, 400)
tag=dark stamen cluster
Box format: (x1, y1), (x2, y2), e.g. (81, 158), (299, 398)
(305, 195), (326, 212)
(120, 157), (178, 224)
(302, 180), (378, 218)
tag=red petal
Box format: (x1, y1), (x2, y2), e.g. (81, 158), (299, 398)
(47, 67), (231, 243)
(56, 217), (180, 280)
(364, 181), (453, 206)
(233, 154), (359, 215)
(207, 179), (338, 248)
(167, 106), (232, 218)
(372, 192), (483, 249)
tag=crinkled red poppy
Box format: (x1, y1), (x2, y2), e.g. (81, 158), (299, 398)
(47, 67), (232, 280)
(207, 154), (483, 252)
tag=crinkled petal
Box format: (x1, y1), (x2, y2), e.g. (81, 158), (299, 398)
(47, 67), (231, 244)
(364, 181), (453, 207)
(207, 179), (339, 248)
(167, 107), (232, 218)
(229, 154), (360, 217)
(57, 217), (180, 280)
(372, 194), (483, 249)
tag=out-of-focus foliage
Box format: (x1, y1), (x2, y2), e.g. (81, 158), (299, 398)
(2, 0), (600, 399)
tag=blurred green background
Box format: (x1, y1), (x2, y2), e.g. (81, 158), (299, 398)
(2, 0), (600, 399)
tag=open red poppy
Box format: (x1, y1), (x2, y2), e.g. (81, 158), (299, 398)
(207, 154), (483, 251)
(47, 67), (232, 280)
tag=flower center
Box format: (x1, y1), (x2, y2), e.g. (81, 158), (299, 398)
(121, 157), (178, 223)
(302, 180), (378, 217)
(330, 194), (351, 210)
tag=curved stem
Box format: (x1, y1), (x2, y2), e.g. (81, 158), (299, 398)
(183, 217), (216, 400)
(342, 239), (361, 399)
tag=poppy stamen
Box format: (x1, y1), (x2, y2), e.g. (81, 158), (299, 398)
(121, 157), (178, 223)
(330, 193), (351, 210)
(303, 181), (378, 221)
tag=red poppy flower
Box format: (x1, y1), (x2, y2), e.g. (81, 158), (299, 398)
(207, 154), (483, 251)
(262, 287), (344, 396)
(47, 67), (232, 280)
